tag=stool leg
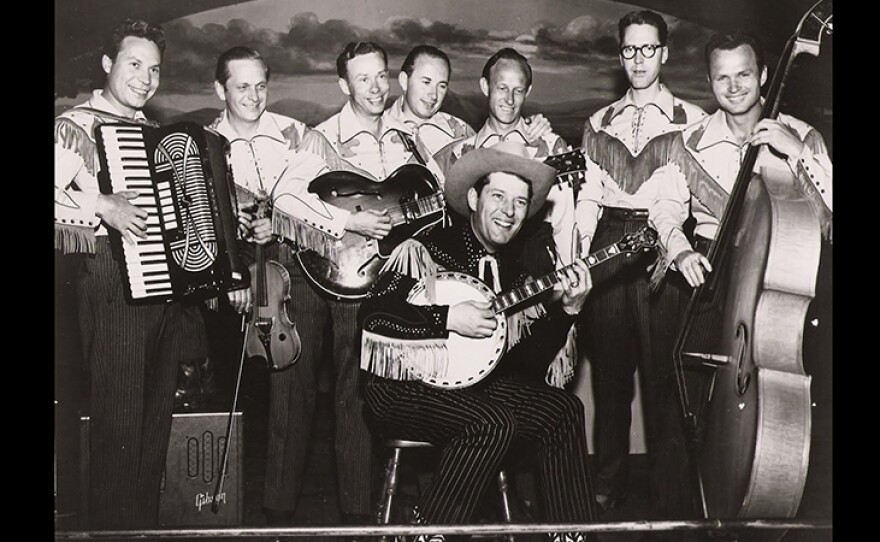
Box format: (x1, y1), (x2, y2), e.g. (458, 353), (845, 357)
(377, 447), (403, 542)
(496, 470), (515, 542)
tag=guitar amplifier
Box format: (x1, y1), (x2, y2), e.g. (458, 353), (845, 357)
(80, 411), (243, 526)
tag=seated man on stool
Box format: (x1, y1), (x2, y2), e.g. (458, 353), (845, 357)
(359, 141), (597, 542)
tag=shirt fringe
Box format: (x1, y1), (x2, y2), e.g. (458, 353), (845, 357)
(272, 212), (338, 260)
(647, 233), (669, 292)
(584, 125), (677, 194)
(55, 224), (96, 254)
(55, 117), (98, 177)
(380, 239), (438, 281)
(361, 330), (448, 381)
(505, 302), (546, 349)
(380, 240), (441, 302)
(545, 325), (578, 388)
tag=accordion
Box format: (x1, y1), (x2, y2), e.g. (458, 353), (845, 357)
(95, 121), (245, 304)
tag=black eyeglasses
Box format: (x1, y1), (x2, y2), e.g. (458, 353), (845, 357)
(620, 44), (662, 59)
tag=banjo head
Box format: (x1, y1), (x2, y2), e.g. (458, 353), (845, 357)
(407, 271), (507, 389)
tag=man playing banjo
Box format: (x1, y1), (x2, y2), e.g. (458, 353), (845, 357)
(358, 140), (597, 542)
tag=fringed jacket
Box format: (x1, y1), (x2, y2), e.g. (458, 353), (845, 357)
(358, 219), (578, 387)
(54, 90), (156, 254)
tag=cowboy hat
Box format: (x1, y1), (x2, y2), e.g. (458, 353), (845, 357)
(444, 140), (556, 218)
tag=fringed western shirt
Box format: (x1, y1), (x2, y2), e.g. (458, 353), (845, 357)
(54, 90), (154, 254)
(359, 219), (576, 385)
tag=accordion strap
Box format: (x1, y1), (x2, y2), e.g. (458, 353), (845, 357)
(69, 106), (161, 128)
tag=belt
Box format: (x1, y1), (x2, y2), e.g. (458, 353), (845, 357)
(601, 207), (649, 221)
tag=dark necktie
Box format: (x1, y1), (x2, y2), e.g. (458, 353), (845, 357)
(479, 255), (500, 293)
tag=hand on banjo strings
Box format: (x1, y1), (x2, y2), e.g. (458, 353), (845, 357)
(559, 260), (592, 316)
(447, 299), (497, 338)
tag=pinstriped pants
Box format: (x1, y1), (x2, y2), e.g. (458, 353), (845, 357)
(263, 266), (374, 516)
(580, 213), (694, 518)
(76, 238), (185, 529)
(364, 374), (596, 525)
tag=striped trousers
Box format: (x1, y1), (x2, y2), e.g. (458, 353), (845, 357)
(262, 264), (374, 516)
(76, 238), (187, 528)
(579, 210), (695, 519)
(364, 374), (596, 525)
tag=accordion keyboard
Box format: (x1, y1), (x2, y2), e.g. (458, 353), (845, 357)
(100, 125), (177, 299)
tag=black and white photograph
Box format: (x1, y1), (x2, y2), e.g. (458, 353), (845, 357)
(54, 1), (832, 541)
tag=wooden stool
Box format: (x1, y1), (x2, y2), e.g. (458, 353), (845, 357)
(376, 438), (515, 542)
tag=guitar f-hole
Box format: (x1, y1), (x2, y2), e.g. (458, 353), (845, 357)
(357, 252), (381, 277)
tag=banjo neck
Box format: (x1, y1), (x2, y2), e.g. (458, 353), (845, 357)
(491, 233), (644, 314)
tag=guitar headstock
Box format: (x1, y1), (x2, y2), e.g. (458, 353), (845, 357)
(792, 0), (833, 58)
(544, 146), (587, 189)
(617, 225), (659, 254)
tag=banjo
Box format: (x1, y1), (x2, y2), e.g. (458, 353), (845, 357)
(406, 225), (658, 389)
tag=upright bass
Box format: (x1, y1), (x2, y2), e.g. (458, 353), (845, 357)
(672, 0), (832, 533)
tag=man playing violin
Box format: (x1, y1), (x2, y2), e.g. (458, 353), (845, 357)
(206, 45), (345, 526)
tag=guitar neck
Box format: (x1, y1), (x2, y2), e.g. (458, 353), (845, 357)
(385, 192), (445, 226)
(491, 241), (624, 314)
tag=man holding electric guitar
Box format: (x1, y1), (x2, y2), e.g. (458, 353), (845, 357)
(287, 41), (452, 529)
(359, 141), (603, 542)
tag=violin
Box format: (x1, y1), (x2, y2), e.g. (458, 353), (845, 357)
(244, 193), (302, 370)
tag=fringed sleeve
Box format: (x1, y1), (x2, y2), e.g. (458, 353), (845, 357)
(55, 225), (96, 254)
(55, 117), (98, 177)
(496, 302), (576, 386)
(788, 125), (833, 239)
(358, 241), (450, 380)
(545, 325), (578, 388)
(674, 133), (729, 220)
(55, 115), (100, 254)
(379, 239), (439, 282)
(360, 331), (448, 380)
(271, 209), (339, 260)
(505, 301), (546, 350)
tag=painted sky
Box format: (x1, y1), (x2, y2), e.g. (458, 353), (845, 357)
(167, 0), (715, 103)
(55, 0), (719, 125)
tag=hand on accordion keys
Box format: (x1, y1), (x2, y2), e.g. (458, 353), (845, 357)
(96, 191), (149, 244)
